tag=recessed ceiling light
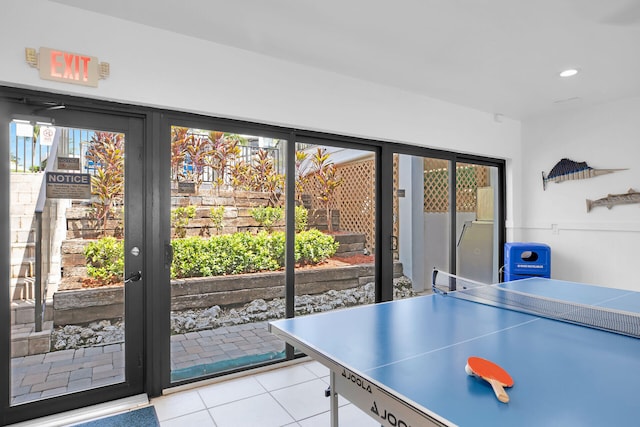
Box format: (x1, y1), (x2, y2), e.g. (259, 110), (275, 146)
(559, 68), (579, 77)
(553, 97), (582, 105)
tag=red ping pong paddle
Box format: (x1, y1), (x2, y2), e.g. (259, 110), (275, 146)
(465, 356), (514, 403)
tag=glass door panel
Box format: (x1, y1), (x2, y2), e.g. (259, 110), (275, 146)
(168, 125), (287, 383)
(4, 104), (144, 421)
(394, 155), (452, 295)
(455, 162), (500, 284)
(293, 142), (381, 313)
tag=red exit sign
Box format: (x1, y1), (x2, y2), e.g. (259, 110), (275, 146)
(38, 47), (101, 87)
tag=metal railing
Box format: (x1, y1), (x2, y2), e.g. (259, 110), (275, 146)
(180, 144), (282, 185)
(11, 125), (87, 173)
(33, 129), (61, 332)
(11, 129), (50, 173)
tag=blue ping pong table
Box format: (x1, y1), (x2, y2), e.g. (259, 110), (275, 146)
(268, 277), (640, 426)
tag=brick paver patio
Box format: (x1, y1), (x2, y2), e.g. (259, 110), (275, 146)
(11, 321), (284, 405)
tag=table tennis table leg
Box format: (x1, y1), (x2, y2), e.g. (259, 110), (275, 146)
(330, 371), (339, 427)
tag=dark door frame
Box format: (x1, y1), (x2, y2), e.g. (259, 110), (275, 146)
(0, 88), (147, 425)
(382, 144), (506, 285)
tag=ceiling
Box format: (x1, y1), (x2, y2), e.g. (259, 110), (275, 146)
(52, 0), (640, 120)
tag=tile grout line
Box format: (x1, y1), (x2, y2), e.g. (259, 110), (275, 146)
(267, 363), (332, 426)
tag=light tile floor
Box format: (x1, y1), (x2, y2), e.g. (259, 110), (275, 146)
(153, 359), (380, 427)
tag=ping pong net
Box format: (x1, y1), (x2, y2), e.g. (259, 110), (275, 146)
(431, 269), (640, 339)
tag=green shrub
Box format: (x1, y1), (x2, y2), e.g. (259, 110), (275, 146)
(171, 205), (197, 238)
(295, 205), (308, 232)
(171, 231), (285, 278)
(85, 229), (339, 282)
(248, 205), (308, 233)
(209, 206), (225, 233)
(84, 237), (124, 284)
(171, 229), (337, 278)
(249, 206), (283, 232)
(295, 229), (339, 265)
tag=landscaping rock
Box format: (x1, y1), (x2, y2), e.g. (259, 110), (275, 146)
(51, 276), (415, 350)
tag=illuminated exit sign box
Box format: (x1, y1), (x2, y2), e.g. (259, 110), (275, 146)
(36, 47), (105, 87)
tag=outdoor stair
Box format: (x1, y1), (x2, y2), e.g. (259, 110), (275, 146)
(9, 173), (41, 301)
(8, 173), (54, 356)
(10, 301), (53, 357)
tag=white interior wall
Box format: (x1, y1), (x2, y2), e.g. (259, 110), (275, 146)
(397, 155), (415, 284)
(3, 1), (527, 285)
(1, 2), (520, 153)
(424, 214), (450, 274)
(517, 97), (640, 289)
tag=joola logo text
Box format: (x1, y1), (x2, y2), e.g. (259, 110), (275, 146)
(371, 401), (411, 427)
(341, 369), (372, 393)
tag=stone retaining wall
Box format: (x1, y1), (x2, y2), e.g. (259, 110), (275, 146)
(53, 286), (124, 325)
(52, 261), (403, 326)
(65, 191), (339, 239)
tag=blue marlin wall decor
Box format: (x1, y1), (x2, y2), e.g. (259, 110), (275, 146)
(542, 158), (627, 190)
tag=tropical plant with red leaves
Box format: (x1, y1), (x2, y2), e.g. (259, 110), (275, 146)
(207, 131), (243, 192)
(85, 132), (125, 237)
(249, 149), (284, 206)
(182, 133), (214, 193)
(170, 126), (190, 181)
(311, 148), (343, 232)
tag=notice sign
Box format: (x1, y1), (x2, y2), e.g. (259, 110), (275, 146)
(46, 172), (92, 199)
(40, 126), (56, 146)
(15, 122), (33, 137)
(178, 182), (196, 194)
(57, 157), (80, 170)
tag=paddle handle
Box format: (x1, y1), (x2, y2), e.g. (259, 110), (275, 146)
(487, 378), (509, 403)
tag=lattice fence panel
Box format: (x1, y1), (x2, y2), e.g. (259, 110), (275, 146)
(424, 159), (449, 212)
(334, 158), (376, 254)
(300, 157), (376, 254)
(423, 159), (489, 213)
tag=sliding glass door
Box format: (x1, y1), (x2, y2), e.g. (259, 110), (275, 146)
(293, 139), (380, 318)
(392, 149), (504, 296)
(158, 119), (505, 389)
(394, 154), (453, 293)
(455, 162), (501, 284)
(166, 121), (290, 384)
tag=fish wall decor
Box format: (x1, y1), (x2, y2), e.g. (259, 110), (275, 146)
(586, 188), (640, 212)
(542, 158), (627, 190)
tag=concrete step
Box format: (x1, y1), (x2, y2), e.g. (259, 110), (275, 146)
(9, 172), (44, 185)
(9, 175), (43, 190)
(9, 212), (36, 226)
(11, 300), (36, 325)
(10, 276), (35, 287)
(9, 174), (42, 216)
(11, 319), (54, 357)
(11, 242), (35, 259)
(10, 299), (53, 325)
(10, 277), (35, 301)
(11, 228), (35, 244)
(10, 257), (35, 278)
(9, 191), (40, 205)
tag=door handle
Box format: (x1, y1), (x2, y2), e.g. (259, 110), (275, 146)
(124, 271), (142, 284)
(164, 242), (174, 270)
(390, 235), (398, 251)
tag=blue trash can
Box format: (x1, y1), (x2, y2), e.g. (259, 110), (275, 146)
(503, 242), (551, 281)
